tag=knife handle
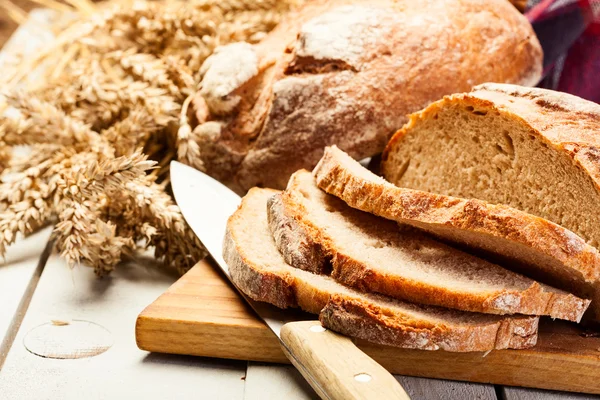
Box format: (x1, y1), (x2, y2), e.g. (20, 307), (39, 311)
(280, 321), (411, 400)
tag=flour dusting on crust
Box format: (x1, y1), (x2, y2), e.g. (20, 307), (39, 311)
(200, 42), (259, 115)
(295, 5), (394, 69)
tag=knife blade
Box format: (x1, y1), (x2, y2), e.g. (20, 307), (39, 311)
(169, 161), (304, 336)
(171, 161), (410, 400)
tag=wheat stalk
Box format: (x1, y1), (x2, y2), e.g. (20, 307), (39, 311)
(0, 0), (301, 276)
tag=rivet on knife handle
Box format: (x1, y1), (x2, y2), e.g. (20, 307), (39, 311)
(280, 321), (411, 400)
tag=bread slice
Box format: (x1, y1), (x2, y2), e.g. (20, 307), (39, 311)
(314, 145), (600, 320)
(381, 84), (600, 251)
(224, 187), (539, 351)
(268, 170), (590, 321)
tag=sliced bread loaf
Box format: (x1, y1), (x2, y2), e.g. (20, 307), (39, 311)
(268, 170), (590, 321)
(381, 84), (600, 251)
(223, 187), (539, 351)
(314, 145), (600, 320)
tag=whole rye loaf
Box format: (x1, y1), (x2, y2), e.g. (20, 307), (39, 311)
(192, 0), (542, 193)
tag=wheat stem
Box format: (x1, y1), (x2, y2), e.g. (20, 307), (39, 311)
(0, 0), (28, 25)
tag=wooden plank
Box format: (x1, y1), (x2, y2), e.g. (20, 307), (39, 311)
(136, 259), (600, 395)
(137, 260), (286, 363)
(0, 8), (63, 369)
(0, 227), (53, 365)
(242, 362), (498, 400)
(502, 387), (599, 400)
(244, 363), (318, 400)
(0, 255), (247, 399)
(396, 376), (497, 400)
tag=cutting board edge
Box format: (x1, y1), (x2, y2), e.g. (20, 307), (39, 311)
(135, 312), (290, 363)
(135, 261), (600, 395)
(136, 313), (600, 395)
(135, 322), (600, 395)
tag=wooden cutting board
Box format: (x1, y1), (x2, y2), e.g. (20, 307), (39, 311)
(136, 259), (600, 394)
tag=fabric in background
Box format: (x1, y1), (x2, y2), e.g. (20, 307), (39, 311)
(527, 0), (600, 102)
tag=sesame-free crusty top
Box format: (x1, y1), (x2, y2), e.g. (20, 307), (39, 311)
(192, 0), (542, 193)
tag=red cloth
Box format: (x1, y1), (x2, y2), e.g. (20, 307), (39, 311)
(527, 0), (600, 103)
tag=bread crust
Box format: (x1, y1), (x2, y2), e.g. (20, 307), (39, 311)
(194, 0), (542, 192)
(273, 170), (590, 321)
(316, 145), (600, 308)
(224, 188), (298, 309)
(381, 85), (600, 320)
(320, 296), (539, 351)
(267, 193), (331, 274)
(225, 187), (539, 350)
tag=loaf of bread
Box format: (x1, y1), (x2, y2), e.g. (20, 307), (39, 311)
(223, 187), (539, 351)
(267, 170), (589, 321)
(381, 84), (600, 319)
(315, 145), (600, 320)
(192, 0), (542, 193)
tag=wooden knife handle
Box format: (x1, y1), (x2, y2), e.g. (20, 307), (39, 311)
(280, 321), (411, 400)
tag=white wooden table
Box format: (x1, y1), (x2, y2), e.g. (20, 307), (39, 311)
(0, 9), (596, 400)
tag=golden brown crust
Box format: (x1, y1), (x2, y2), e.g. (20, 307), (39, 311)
(194, 0), (542, 191)
(320, 296), (539, 351)
(317, 146), (600, 288)
(275, 170), (590, 321)
(267, 193), (331, 274)
(331, 250), (587, 321)
(226, 187), (539, 350)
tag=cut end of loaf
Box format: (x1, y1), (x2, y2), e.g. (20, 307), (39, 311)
(381, 83), (600, 321)
(382, 84), (600, 249)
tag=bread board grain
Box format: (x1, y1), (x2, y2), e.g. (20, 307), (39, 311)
(136, 259), (600, 395)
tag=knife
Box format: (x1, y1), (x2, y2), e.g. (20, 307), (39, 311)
(170, 161), (410, 400)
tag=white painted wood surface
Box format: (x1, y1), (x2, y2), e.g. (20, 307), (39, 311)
(245, 363), (318, 400)
(0, 255), (247, 399)
(0, 228), (53, 364)
(242, 364), (500, 400)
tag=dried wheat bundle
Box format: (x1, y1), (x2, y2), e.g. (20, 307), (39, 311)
(0, 0), (300, 276)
